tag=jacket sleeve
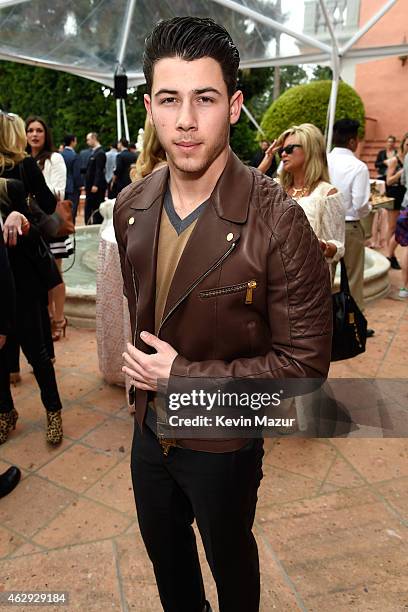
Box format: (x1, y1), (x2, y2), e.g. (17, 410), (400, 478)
(171, 204), (333, 381)
(22, 157), (57, 214)
(48, 153), (67, 199)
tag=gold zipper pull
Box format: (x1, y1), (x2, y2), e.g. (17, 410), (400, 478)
(245, 280), (257, 304)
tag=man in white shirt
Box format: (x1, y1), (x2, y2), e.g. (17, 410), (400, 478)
(328, 119), (374, 336)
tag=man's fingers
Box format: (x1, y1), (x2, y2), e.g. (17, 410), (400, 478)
(122, 354), (146, 379)
(140, 331), (166, 351)
(126, 343), (149, 365)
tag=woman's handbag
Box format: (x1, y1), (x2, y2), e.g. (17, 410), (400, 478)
(19, 164), (74, 239)
(331, 259), (367, 361)
(395, 209), (408, 247)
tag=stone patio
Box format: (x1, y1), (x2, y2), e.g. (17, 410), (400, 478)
(0, 258), (407, 611)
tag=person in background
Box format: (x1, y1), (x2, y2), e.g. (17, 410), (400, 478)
(273, 123), (345, 278)
(61, 133), (81, 222)
(26, 116), (70, 342)
(112, 137), (138, 194)
(250, 139), (277, 178)
(375, 135), (397, 181)
(328, 118), (374, 337)
(105, 142), (118, 198)
(0, 111), (64, 444)
(85, 132), (106, 224)
(0, 212), (22, 495)
(130, 117), (167, 182)
(384, 133), (408, 270)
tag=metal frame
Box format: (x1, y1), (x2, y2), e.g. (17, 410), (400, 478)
(0, 0), (406, 144)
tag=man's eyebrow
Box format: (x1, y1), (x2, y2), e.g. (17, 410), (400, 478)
(154, 89), (178, 97)
(154, 87), (222, 97)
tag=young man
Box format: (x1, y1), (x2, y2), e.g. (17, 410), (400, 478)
(114, 17), (332, 612)
(327, 119), (374, 335)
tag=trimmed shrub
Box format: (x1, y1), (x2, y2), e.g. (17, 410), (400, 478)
(260, 80), (365, 141)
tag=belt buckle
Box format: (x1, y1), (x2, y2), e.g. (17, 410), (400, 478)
(159, 437), (177, 456)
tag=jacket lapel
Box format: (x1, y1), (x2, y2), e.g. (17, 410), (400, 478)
(126, 168), (169, 342)
(160, 151), (254, 332)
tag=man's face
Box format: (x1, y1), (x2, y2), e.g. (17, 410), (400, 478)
(144, 56), (242, 176)
(72, 137), (77, 149)
(86, 133), (96, 147)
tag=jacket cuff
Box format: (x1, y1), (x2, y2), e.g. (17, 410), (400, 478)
(170, 354), (191, 378)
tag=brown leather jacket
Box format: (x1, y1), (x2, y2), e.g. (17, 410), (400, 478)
(113, 151), (332, 451)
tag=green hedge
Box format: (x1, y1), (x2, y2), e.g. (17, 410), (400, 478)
(260, 80), (365, 141)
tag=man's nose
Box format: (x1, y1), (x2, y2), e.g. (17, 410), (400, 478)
(176, 100), (197, 131)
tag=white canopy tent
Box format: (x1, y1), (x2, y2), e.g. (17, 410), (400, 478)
(0, 0), (407, 147)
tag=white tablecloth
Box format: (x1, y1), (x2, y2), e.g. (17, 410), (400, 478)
(96, 224), (131, 388)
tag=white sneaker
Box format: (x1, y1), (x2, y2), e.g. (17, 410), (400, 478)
(398, 288), (408, 298)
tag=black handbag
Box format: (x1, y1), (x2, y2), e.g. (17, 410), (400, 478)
(331, 259), (367, 361)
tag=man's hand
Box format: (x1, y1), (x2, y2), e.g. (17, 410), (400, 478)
(0, 335), (7, 350)
(122, 331), (178, 391)
(91, 185), (98, 193)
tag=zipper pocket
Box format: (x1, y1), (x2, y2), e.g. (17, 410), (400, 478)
(158, 238), (240, 334)
(199, 279), (257, 304)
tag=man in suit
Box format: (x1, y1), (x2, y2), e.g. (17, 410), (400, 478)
(114, 17), (332, 612)
(85, 132), (106, 224)
(111, 138), (138, 195)
(0, 219), (21, 497)
(61, 134), (81, 222)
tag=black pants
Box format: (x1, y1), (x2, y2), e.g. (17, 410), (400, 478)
(66, 190), (80, 222)
(131, 423), (264, 612)
(0, 297), (62, 414)
(6, 298), (54, 374)
(85, 189), (105, 225)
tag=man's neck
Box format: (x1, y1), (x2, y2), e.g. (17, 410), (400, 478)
(169, 147), (229, 220)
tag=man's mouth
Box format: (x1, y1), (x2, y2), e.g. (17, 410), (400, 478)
(175, 141), (201, 150)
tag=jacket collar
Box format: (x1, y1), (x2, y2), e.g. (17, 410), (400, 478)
(128, 149), (253, 224)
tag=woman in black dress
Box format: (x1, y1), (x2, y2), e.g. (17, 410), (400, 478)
(385, 133), (408, 269)
(0, 111), (64, 444)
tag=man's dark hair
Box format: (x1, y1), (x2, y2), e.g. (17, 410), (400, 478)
(143, 17), (240, 97)
(119, 137), (129, 148)
(63, 133), (76, 147)
(332, 119), (360, 147)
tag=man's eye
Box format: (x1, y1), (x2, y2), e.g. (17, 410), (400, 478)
(197, 96), (214, 104)
(160, 97), (177, 104)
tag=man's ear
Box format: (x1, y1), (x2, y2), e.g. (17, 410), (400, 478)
(229, 90), (244, 126)
(144, 94), (154, 124)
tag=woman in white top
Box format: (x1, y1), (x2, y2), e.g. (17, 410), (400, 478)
(26, 117), (70, 340)
(259, 123), (345, 278)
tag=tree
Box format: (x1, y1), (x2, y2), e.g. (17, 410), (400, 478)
(0, 60), (147, 148)
(260, 80), (366, 141)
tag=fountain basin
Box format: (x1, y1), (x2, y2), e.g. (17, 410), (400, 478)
(64, 226), (391, 329)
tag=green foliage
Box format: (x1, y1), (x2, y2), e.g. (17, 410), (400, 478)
(233, 65), (307, 161)
(260, 80), (366, 141)
(0, 61), (146, 149)
(312, 65), (333, 80)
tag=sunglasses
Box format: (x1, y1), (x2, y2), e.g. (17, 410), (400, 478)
(278, 144), (302, 157)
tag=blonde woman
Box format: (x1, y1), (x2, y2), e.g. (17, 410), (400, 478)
(130, 116), (167, 182)
(0, 111), (64, 445)
(262, 123), (345, 272)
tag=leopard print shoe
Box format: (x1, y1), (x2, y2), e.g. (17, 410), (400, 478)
(46, 410), (63, 445)
(0, 409), (19, 445)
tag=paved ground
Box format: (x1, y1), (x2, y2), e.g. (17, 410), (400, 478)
(0, 257), (407, 611)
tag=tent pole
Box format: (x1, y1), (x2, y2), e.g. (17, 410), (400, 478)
(209, 0), (332, 54)
(241, 104), (266, 137)
(326, 55), (340, 154)
(118, 0), (137, 65)
(116, 99), (122, 141)
(340, 0), (398, 56)
(122, 99), (130, 141)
